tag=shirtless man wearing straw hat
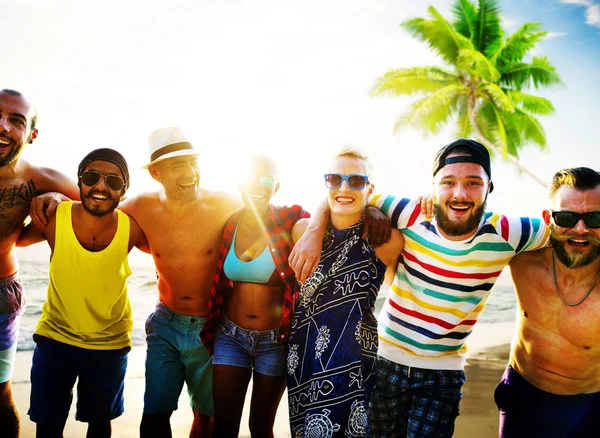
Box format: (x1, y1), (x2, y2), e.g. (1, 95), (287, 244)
(31, 127), (241, 438)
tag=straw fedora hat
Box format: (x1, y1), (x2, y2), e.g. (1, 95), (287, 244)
(143, 127), (200, 168)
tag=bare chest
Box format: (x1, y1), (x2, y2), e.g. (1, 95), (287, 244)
(517, 267), (600, 350)
(0, 177), (42, 241)
(141, 208), (230, 262)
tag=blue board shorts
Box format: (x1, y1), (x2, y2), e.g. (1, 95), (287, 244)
(28, 334), (130, 424)
(143, 301), (214, 416)
(0, 272), (24, 384)
(495, 365), (600, 437)
(213, 315), (286, 376)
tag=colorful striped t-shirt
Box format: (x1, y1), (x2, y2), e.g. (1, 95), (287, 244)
(372, 195), (550, 370)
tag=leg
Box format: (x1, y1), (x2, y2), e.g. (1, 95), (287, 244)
(184, 315), (218, 437)
(0, 380), (19, 438)
(86, 422), (111, 438)
(140, 412), (174, 438)
(210, 364), (252, 438)
(406, 369), (465, 438)
(0, 283), (23, 438)
(368, 357), (409, 438)
(36, 423), (67, 438)
(248, 371), (286, 438)
(141, 307), (187, 438)
(76, 346), (129, 427)
(190, 410), (213, 438)
(28, 336), (77, 434)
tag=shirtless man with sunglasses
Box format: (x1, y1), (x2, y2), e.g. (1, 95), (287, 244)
(0, 89), (79, 438)
(495, 167), (600, 437)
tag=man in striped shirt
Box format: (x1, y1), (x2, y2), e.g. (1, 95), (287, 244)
(365, 139), (550, 437)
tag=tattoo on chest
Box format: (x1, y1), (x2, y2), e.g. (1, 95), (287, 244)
(0, 179), (42, 209)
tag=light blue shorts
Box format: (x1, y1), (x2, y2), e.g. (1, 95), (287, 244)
(213, 316), (286, 377)
(143, 302), (213, 416)
(0, 273), (24, 383)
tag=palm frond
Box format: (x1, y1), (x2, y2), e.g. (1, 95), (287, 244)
(500, 56), (563, 90)
(454, 96), (473, 138)
(491, 22), (547, 71)
(477, 100), (508, 157)
(477, 83), (515, 113)
(371, 67), (460, 97)
(473, 0), (503, 58)
(506, 90), (555, 115)
(452, 0), (477, 39)
(457, 49), (500, 82)
(394, 84), (464, 135)
(402, 6), (473, 65)
(508, 108), (547, 148)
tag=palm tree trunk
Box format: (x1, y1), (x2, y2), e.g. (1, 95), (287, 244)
(467, 98), (547, 188)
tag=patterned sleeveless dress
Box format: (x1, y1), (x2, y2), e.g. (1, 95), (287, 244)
(287, 220), (386, 438)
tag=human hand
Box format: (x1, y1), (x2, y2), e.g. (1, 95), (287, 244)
(29, 192), (68, 228)
(289, 228), (324, 283)
(417, 194), (434, 218)
(362, 205), (391, 246)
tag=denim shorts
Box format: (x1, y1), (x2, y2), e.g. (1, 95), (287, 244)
(28, 334), (130, 424)
(213, 316), (286, 377)
(144, 302), (213, 416)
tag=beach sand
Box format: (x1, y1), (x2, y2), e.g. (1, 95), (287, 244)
(12, 341), (509, 438)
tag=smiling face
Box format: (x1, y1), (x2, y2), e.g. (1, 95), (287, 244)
(0, 90), (38, 167)
(79, 160), (124, 217)
(327, 155), (373, 223)
(433, 152), (491, 240)
(150, 155), (200, 202)
(239, 155), (279, 213)
(546, 185), (600, 268)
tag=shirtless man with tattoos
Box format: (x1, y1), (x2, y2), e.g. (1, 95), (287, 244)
(0, 89), (79, 438)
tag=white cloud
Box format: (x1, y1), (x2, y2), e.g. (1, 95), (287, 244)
(560, 0), (592, 6)
(587, 4), (600, 24)
(560, 0), (600, 28)
(545, 31), (569, 38)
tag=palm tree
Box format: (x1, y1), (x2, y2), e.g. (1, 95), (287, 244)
(372, 0), (563, 187)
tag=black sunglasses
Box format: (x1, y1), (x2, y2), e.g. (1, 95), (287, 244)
(80, 170), (125, 191)
(324, 173), (369, 190)
(551, 210), (600, 229)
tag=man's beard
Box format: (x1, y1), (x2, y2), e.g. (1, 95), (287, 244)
(81, 190), (120, 217)
(434, 199), (486, 237)
(0, 139), (25, 167)
(550, 225), (600, 268)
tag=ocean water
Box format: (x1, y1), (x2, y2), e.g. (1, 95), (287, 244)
(15, 260), (518, 351)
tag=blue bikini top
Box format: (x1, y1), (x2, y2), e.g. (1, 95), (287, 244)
(223, 224), (281, 285)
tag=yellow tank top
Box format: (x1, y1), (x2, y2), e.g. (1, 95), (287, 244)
(35, 201), (133, 350)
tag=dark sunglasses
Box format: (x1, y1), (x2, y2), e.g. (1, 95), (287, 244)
(551, 210), (600, 229)
(243, 174), (276, 189)
(324, 173), (369, 191)
(80, 170), (125, 191)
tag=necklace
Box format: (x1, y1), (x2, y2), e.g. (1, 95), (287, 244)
(80, 211), (114, 242)
(552, 250), (600, 307)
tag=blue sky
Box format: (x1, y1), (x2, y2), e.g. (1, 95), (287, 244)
(5, 0), (600, 263)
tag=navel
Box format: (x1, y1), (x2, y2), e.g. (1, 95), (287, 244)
(583, 346), (591, 350)
(523, 311), (528, 318)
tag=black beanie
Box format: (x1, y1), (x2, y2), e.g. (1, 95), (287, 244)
(77, 148), (130, 191)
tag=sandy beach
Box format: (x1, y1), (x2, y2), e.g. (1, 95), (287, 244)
(12, 323), (511, 438)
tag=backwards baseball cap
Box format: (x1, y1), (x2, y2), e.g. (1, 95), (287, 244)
(77, 148), (130, 191)
(432, 138), (494, 193)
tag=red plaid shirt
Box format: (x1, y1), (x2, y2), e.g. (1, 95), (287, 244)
(200, 204), (310, 355)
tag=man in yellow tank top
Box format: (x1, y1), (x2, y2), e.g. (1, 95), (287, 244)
(18, 149), (148, 438)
